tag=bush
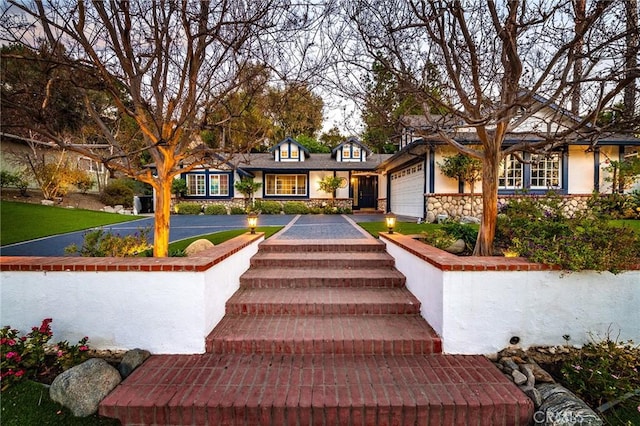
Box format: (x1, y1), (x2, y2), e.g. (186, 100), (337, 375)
(588, 192), (640, 219)
(230, 207), (246, 215)
(561, 336), (639, 407)
(254, 200), (282, 214)
(100, 180), (134, 207)
(496, 193), (640, 273)
(72, 170), (94, 193)
(283, 201), (309, 214)
(171, 178), (188, 198)
(174, 202), (202, 215)
(309, 207), (323, 214)
(0, 170), (19, 188)
(65, 227), (152, 257)
(1, 319), (90, 390)
(204, 204), (227, 215)
(440, 221), (478, 251)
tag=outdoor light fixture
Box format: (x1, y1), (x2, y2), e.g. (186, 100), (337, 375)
(385, 212), (397, 234)
(247, 212), (258, 234)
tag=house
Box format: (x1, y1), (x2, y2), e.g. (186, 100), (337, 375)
(379, 102), (640, 221)
(177, 137), (392, 212)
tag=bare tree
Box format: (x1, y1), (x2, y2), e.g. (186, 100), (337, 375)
(345, 0), (639, 255)
(1, 1), (328, 256)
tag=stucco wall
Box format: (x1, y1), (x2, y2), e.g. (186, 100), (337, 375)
(0, 234), (263, 354)
(381, 233), (640, 355)
(567, 145), (595, 193)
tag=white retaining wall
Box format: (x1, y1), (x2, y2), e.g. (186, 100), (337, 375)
(384, 237), (640, 355)
(0, 236), (262, 354)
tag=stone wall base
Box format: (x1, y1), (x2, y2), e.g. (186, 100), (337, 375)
(425, 193), (592, 223)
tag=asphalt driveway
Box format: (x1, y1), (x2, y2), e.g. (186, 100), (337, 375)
(0, 214), (297, 257)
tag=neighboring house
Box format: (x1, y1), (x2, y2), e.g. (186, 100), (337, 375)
(379, 99), (640, 220)
(177, 137), (392, 211)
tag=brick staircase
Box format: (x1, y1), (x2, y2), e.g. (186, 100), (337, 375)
(99, 239), (533, 425)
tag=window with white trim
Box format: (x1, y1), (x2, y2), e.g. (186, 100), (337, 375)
(353, 146), (360, 158)
(186, 174), (206, 196)
(343, 146), (351, 158)
(265, 174), (307, 196)
(498, 155), (523, 189)
(209, 174), (229, 196)
(281, 145), (289, 159)
(530, 153), (561, 189)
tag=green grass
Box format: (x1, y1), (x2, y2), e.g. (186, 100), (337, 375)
(602, 395), (640, 425)
(0, 380), (121, 425)
(610, 219), (640, 233)
(356, 221), (442, 238)
(167, 226), (283, 253)
(0, 201), (141, 246)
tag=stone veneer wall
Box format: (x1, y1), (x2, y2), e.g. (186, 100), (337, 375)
(425, 193), (592, 223)
(377, 198), (387, 213)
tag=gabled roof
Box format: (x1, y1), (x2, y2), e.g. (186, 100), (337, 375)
(331, 137), (372, 157)
(237, 153), (392, 172)
(268, 136), (310, 159)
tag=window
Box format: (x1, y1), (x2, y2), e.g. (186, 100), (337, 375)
(281, 145), (289, 159)
(343, 146), (351, 158)
(209, 174), (229, 196)
(530, 154), (560, 189)
(265, 174), (307, 196)
(186, 174), (206, 196)
(290, 148), (299, 158)
(353, 146), (360, 158)
(499, 155), (523, 189)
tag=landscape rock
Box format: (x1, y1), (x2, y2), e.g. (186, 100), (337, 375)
(41, 199), (55, 206)
(520, 385), (543, 409)
(50, 358), (121, 417)
(118, 348), (151, 378)
(537, 383), (603, 426)
(444, 239), (466, 254)
(520, 364), (536, 388)
(499, 357), (520, 374)
(460, 215), (481, 224)
(512, 369), (528, 385)
(531, 361), (555, 383)
(184, 239), (215, 256)
(102, 206), (116, 213)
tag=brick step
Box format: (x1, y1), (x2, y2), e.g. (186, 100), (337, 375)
(250, 251), (396, 268)
(257, 239), (387, 253)
(226, 287), (421, 315)
(99, 353), (534, 425)
(205, 315), (441, 355)
(240, 267), (406, 288)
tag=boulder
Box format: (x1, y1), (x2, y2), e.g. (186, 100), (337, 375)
(460, 215), (481, 224)
(520, 385), (543, 409)
(444, 239), (466, 254)
(41, 199), (55, 206)
(50, 358), (121, 417)
(118, 348), (151, 379)
(511, 369), (528, 386)
(184, 239), (215, 256)
(536, 383), (602, 426)
(102, 206), (116, 213)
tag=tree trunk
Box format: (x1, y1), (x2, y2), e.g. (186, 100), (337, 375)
(624, 0), (638, 121)
(153, 177), (172, 257)
(473, 150), (500, 256)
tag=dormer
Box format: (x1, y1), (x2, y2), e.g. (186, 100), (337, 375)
(332, 137), (371, 162)
(269, 137), (310, 162)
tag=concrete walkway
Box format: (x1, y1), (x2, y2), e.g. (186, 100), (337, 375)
(274, 214), (373, 240)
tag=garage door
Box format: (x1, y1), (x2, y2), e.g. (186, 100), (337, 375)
(390, 162), (425, 218)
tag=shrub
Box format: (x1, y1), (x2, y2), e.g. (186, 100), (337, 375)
(440, 221), (478, 251)
(65, 227), (152, 257)
(204, 204), (227, 215)
(283, 201), (309, 214)
(561, 336), (639, 407)
(100, 180), (134, 207)
(420, 229), (457, 250)
(254, 200), (282, 214)
(497, 193), (640, 273)
(72, 170), (94, 194)
(309, 207), (323, 214)
(588, 192), (640, 219)
(1, 319), (90, 390)
(0, 170), (19, 188)
(174, 202), (202, 215)
(171, 178), (188, 198)
(230, 206), (246, 215)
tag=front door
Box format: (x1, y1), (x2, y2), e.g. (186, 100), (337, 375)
(355, 175), (377, 209)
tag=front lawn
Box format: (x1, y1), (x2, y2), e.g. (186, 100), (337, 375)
(167, 226), (283, 254)
(0, 201), (141, 246)
(1, 380), (120, 426)
(356, 221), (441, 237)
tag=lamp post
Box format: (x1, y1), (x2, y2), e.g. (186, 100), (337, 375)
(385, 212), (397, 234)
(247, 212), (258, 234)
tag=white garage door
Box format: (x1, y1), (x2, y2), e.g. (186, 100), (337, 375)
(390, 162), (425, 218)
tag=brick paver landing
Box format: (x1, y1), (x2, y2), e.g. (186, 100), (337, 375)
(99, 238), (533, 425)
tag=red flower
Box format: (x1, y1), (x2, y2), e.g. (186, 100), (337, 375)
(14, 370), (24, 378)
(79, 346), (89, 351)
(5, 351), (18, 359)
